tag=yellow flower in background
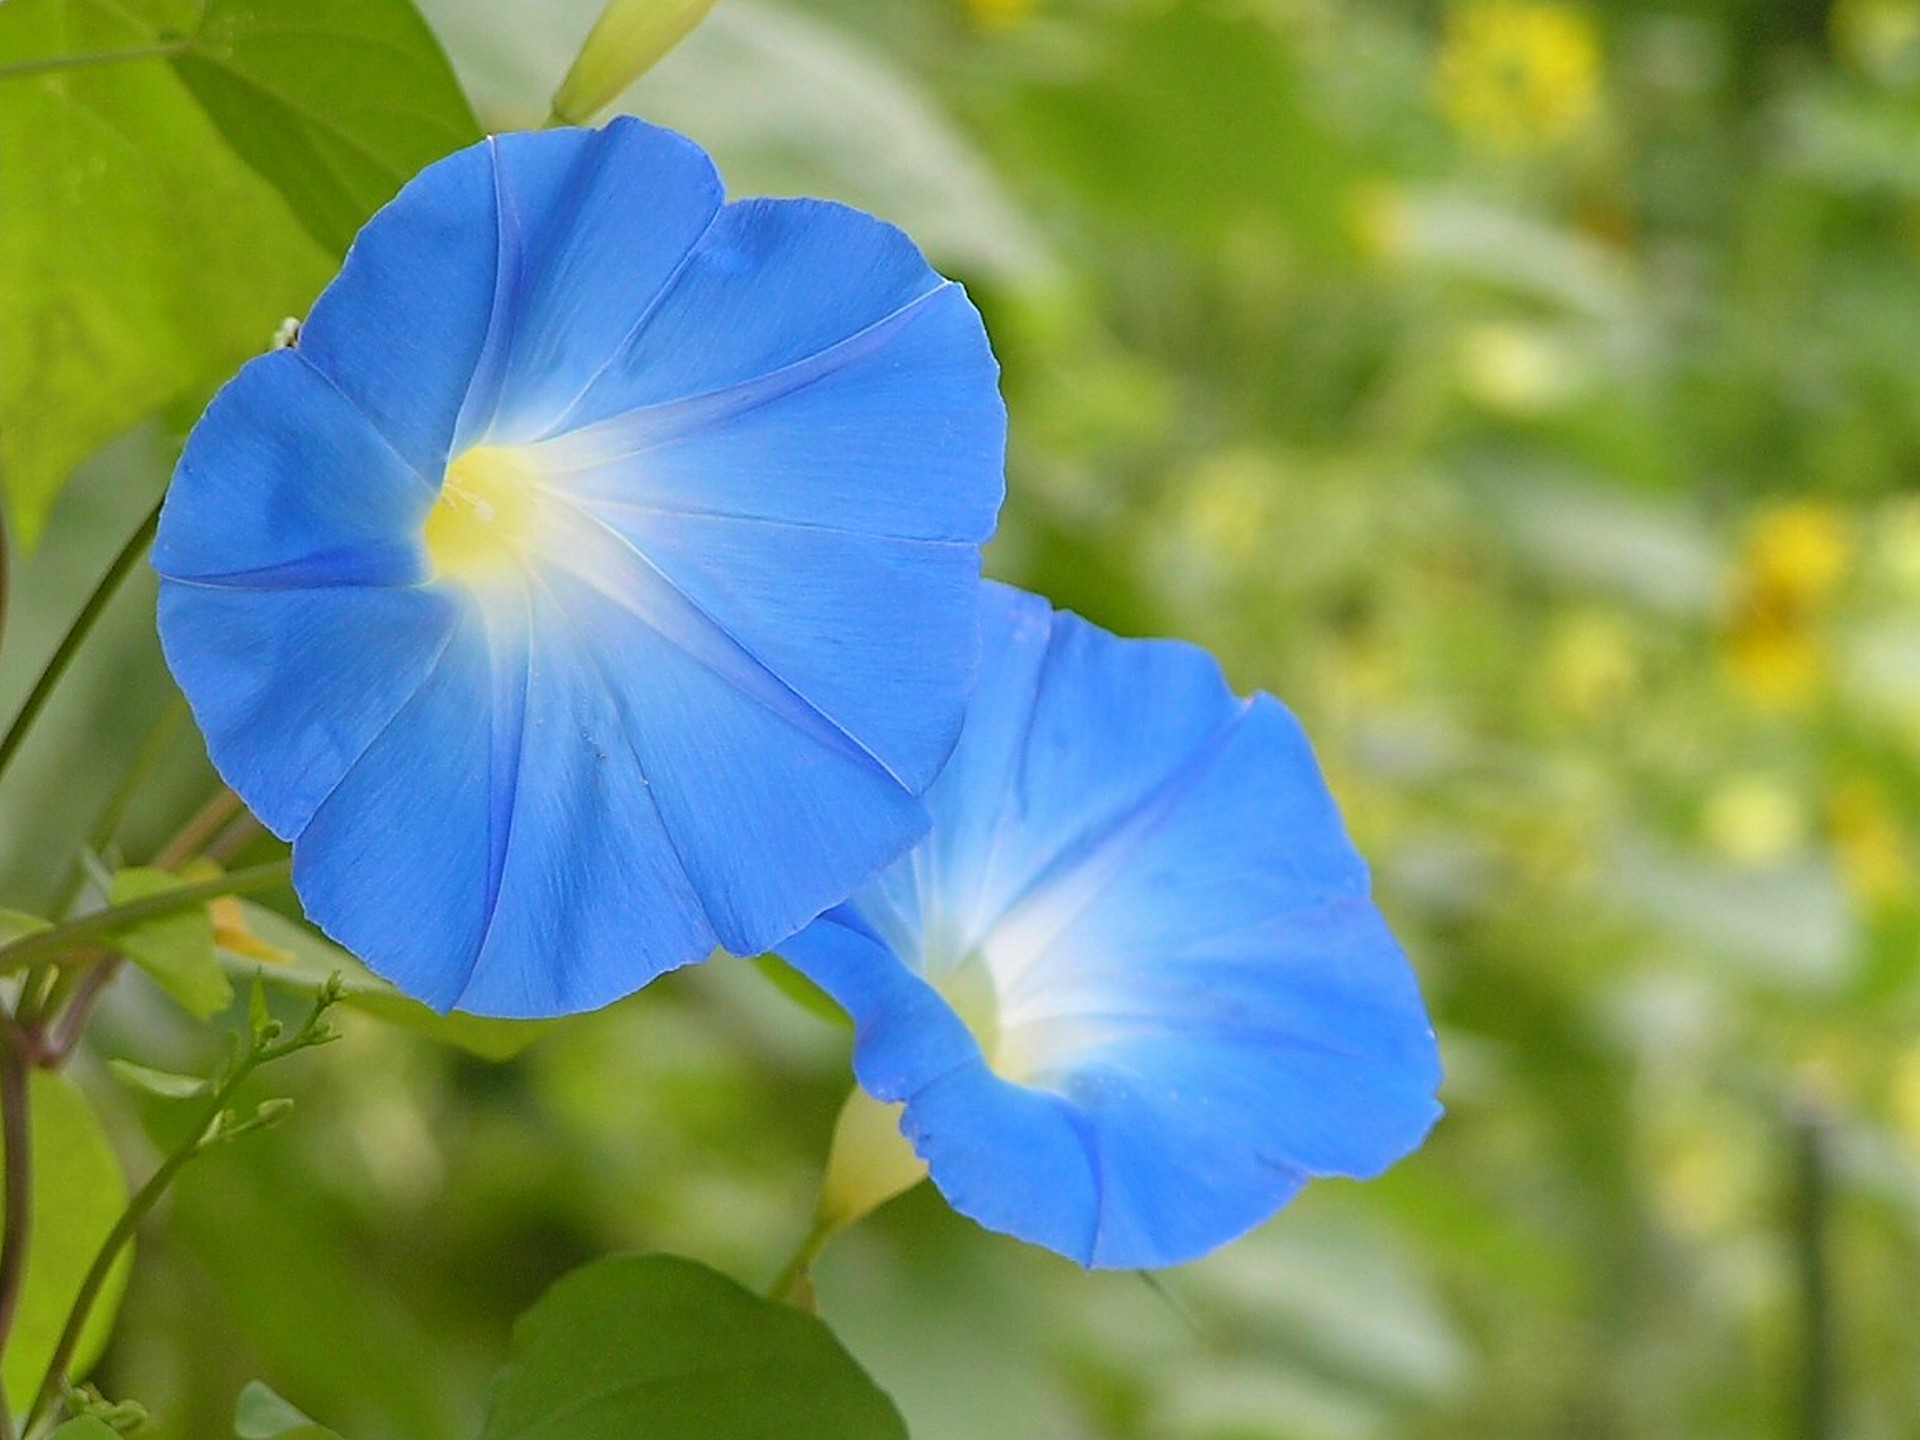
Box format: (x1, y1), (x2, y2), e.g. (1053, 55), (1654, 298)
(1829, 779), (1915, 909)
(1438, 1), (1602, 152)
(1545, 609), (1637, 719)
(1722, 501), (1853, 712)
(961, 0), (1035, 32)
(1702, 775), (1807, 867)
(1457, 321), (1584, 416)
(1723, 624), (1826, 710)
(1746, 502), (1852, 610)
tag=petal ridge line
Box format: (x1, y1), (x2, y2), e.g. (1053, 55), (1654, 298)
(292, 348), (441, 493)
(980, 702), (1257, 1003)
(541, 500), (913, 791)
(531, 172), (731, 439)
(286, 594), (468, 848)
(450, 587), (536, 1012)
(532, 282), (956, 467)
(528, 569), (711, 947)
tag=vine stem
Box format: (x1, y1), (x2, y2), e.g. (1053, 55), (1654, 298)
(765, 1216), (833, 1310)
(151, 788), (243, 873)
(0, 1018), (30, 1440)
(0, 860), (291, 976)
(49, 699), (190, 923)
(19, 1002), (331, 1439)
(0, 499), (163, 794)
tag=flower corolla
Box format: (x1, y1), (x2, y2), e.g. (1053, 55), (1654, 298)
(154, 119), (1005, 1018)
(782, 584), (1442, 1268)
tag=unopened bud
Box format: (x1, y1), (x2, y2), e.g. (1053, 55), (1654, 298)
(549, 0), (722, 126)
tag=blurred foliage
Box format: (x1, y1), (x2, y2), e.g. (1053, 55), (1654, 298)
(7, 0), (1920, 1436)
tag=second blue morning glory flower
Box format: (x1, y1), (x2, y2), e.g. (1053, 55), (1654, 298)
(781, 584), (1442, 1269)
(154, 118), (1005, 1018)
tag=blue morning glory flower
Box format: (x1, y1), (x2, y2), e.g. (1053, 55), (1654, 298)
(153, 119), (1005, 1018)
(781, 584), (1442, 1268)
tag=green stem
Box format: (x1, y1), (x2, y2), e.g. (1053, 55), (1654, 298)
(51, 699), (189, 918)
(0, 1019), (30, 1440)
(0, 499), (163, 794)
(0, 40), (190, 84)
(0, 860), (291, 975)
(765, 1216), (833, 1309)
(20, 1004), (327, 1438)
(0, 510), (12, 679)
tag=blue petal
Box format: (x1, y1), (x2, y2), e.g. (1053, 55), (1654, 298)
(154, 350), (433, 590)
(781, 912), (1105, 1261)
(546, 197), (970, 432)
(917, 585), (1244, 971)
(298, 142), (498, 477)
(289, 584), (722, 1018)
(448, 589), (721, 1015)
(531, 531), (930, 956)
(576, 509), (983, 795)
(156, 582), (458, 840)
(781, 584), (1442, 1268)
(291, 604), (497, 1010)
(461, 119), (724, 446)
(533, 232), (1004, 545)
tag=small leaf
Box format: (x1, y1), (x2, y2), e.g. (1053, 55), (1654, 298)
(109, 868), (232, 1020)
(234, 1379), (346, 1440)
(2, 1072), (132, 1412)
(0, 909), (51, 945)
(481, 1254), (908, 1440)
(230, 905), (552, 1061)
(49, 1420), (119, 1440)
(108, 1059), (211, 1100)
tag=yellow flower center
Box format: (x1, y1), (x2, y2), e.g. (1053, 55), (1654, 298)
(423, 445), (546, 585)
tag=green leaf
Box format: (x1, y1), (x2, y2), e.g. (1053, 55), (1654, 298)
(171, 0), (480, 255)
(0, 0), (477, 541)
(234, 1379), (346, 1439)
(49, 1420), (120, 1440)
(109, 867), (231, 1020)
(2, 1072), (132, 1412)
(108, 1058), (211, 1099)
(230, 904), (552, 1061)
(480, 1255), (908, 1440)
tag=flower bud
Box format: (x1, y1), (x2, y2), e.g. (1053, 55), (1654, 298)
(549, 0), (722, 125)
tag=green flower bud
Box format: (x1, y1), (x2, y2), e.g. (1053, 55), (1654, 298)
(549, 0), (723, 126)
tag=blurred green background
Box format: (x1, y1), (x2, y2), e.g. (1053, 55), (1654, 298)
(10, 0), (1920, 1435)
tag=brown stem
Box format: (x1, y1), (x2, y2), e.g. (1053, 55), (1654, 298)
(39, 960), (119, 1070)
(152, 788), (243, 872)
